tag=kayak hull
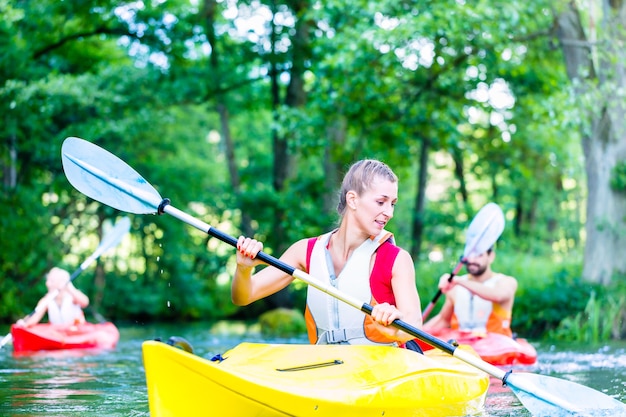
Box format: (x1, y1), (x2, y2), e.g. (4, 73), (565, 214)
(417, 329), (537, 366)
(143, 341), (489, 417)
(11, 322), (120, 353)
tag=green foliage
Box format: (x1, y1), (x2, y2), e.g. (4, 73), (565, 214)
(513, 274), (593, 339)
(0, 0), (615, 336)
(610, 160), (626, 193)
(548, 290), (625, 343)
(258, 308), (307, 338)
(0, 185), (68, 319)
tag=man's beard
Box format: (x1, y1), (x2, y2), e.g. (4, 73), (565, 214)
(466, 263), (487, 276)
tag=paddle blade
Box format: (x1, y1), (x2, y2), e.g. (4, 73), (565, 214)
(506, 372), (626, 416)
(74, 216), (132, 275)
(97, 217), (131, 254)
(463, 202), (505, 259)
(62, 137), (162, 214)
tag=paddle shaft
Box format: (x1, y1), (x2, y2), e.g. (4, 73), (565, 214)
(164, 201), (585, 412)
(0, 333), (11, 348)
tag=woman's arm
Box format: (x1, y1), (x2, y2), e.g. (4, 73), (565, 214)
(16, 296), (50, 327)
(66, 283), (90, 308)
(371, 249), (422, 343)
(231, 237), (308, 306)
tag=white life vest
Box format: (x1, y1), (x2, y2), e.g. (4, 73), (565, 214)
(306, 229), (397, 346)
(453, 274), (507, 333)
(47, 293), (83, 325)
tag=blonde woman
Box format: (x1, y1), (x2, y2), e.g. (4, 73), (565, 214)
(231, 159), (422, 348)
(16, 267), (89, 327)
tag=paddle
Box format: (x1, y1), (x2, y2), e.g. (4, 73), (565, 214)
(421, 202), (505, 320)
(0, 216), (131, 349)
(60, 136), (626, 415)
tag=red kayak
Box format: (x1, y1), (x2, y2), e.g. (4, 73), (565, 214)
(11, 322), (120, 353)
(417, 329), (537, 366)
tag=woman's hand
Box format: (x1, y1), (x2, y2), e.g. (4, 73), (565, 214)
(236, 236), (264, 268)
(371, 302), (402, 326)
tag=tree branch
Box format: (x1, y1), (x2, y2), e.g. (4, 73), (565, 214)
(33, 26), (140, 60)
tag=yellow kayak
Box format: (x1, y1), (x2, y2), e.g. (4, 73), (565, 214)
(143, 340), (489, 417)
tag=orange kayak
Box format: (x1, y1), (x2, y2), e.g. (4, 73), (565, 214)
(416, 329), (537, 365)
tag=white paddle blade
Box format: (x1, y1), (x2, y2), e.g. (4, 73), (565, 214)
(62, 137), (162, 214)
(96, 217), (132, 254)
(507, 372), (626, 416)
(463, 202), (505, 259)
(80, 217), (132, 270)
(506, 372), (626, 417)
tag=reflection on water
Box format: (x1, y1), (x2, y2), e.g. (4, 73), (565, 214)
(484, 376), (528, 416)
(3, 359), (99, 415)
(0, 322), (625, 416)
(0, 325), (153, 417)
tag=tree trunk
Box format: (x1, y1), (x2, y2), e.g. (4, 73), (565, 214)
(556, 1), (626, 284)
(202, 0), (253, 237)
(272, 0), (310, 251)
(323, 117), (346, 216)
(92, 212), (106, 321)
(265, 0), (311, 309)
(451, 146), (468, 204)
(3, 132), (17, 190)
(411, 137), (430, 260)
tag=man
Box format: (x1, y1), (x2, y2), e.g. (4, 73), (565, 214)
(423, 247), (517, 336)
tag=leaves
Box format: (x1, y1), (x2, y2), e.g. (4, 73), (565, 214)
(0, 0), (601, 332)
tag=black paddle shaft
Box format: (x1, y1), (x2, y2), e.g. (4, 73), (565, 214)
(157, 198), (298, 276)
(422, 256), (467, 319)
(207, 227), (297, 275)
(361, 304), (457, 355)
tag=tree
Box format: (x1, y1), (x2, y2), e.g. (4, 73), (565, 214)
(556, 1), (626, 283)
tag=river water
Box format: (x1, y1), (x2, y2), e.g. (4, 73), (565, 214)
(1, 321), (625, 416)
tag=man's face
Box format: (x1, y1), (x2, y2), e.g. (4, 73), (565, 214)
(465, 251), (493, 276)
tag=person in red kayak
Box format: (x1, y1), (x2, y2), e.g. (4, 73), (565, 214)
(16, 267), (90, 327)
(231, 159), (423, 348)
(423, 247), (518, 337)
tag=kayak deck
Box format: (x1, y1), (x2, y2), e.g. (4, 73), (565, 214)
(143, 340), (489, 417)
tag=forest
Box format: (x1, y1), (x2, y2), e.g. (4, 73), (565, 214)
(1, 0), (626, 342)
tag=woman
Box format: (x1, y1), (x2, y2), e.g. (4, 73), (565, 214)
(16, 267), (89, 327)
(232, 159), (422, 347)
